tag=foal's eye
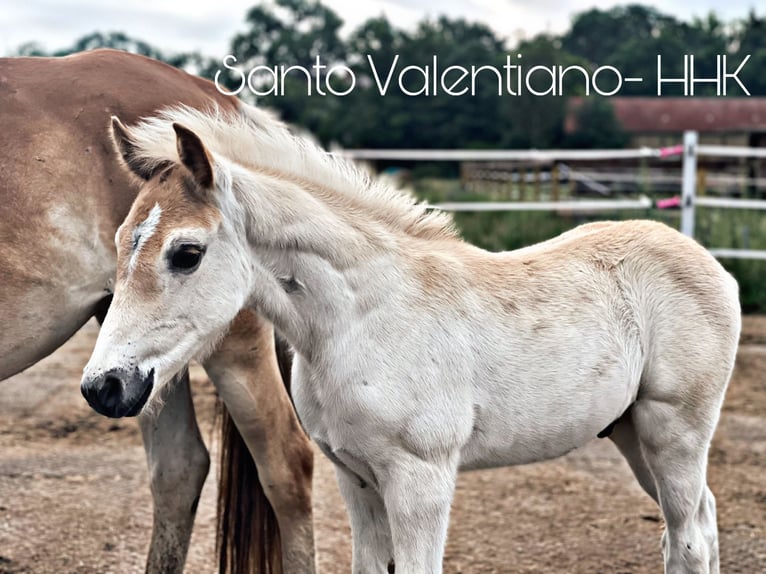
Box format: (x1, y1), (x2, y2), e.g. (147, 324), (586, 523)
(168, 244), (205, 273)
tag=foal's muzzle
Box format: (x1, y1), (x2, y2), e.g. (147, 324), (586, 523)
(80, 367), (154, 418)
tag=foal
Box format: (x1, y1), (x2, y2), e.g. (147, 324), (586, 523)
(82, 106), (740, 574)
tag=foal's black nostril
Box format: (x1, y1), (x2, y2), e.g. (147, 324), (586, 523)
(81, 367), (154, 418)
(81, 369), (127, 418)
(98, 374), (124, 413)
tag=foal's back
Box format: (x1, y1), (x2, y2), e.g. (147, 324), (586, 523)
(485, 219), (740, 382)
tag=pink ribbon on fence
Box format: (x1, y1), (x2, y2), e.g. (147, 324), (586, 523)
(656, 196), (682, 209)
(658, 144), (684, 158)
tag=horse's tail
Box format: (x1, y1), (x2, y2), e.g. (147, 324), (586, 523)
(215, 335), (294, 574)
(215, 404), (281, 574)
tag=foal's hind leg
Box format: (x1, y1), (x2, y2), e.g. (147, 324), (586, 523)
(631, 398), (720, 574)
(608, 411), (658, 503)
(139, 371), (210, 574)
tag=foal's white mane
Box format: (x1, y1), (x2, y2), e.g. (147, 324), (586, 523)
(123, 104), (457, 242)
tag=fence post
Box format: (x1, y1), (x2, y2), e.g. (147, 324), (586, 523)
(681, 130), (698, 237)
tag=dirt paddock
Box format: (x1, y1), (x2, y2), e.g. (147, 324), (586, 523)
(1, 317), (764, 573)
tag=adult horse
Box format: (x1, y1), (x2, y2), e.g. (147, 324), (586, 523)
(85, 105), (740, 574)
(0, 50), (314, 573)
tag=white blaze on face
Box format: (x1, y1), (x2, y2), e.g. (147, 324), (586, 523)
(128, 203), (162, 274)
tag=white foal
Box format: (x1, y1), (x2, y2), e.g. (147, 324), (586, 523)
(82, 106), (740, 574)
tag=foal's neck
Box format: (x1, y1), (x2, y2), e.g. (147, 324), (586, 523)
(247, 242), (404, 360)
(233, 168), (400, 356)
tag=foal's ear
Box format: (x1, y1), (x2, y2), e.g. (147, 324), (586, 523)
(173, 123), (214, 190)
(110, 116), (156, 180)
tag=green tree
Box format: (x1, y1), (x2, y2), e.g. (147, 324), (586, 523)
(331, 16), (408, 148)
(733, 10), (766, 96)
(231, 0), (345, 65)
(561, 5), (732, 96)
(14, 0), (759, 149)
(564, 98), (629, 148)
(13, 42), (48, 56)
(562, 5), (678, 66)
(222, 0), (347, 141)
(497, 34), (588, 148)
(336, 15), (510, 150)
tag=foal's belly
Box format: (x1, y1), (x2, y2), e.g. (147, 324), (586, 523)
(458, 377), (637, 470)
(458, 419), (602, 470)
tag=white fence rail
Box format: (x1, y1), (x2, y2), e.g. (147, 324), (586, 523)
(344, 148), (665, 161)
(343, 131), (766, 261)
(708, 249), (766, 260)
(434, 197), (653, 212)
(698, 145), (766, 159)
(696, 197), (766, 210)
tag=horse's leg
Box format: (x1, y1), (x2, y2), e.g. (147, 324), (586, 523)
(631, 398), (720, 574)
(608, 411), (658, 503)
(203, 310), (316, 573)
(335, 469), (394, 573)
(95, 298), (209, 573)
(139, 371), (210, 574)
(379, 453), (458, 574)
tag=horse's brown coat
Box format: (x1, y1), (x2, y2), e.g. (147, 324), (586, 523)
(0, 49), (236, 372)
(0, 49), (314, 573)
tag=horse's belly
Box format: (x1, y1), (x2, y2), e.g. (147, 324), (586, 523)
(0, 282), (102, 379)
(0, 203), (116, 379)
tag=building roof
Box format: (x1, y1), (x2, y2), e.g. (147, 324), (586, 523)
(566, 97), (766, 134)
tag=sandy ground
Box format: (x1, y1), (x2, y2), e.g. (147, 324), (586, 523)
(0, 318), (764, 573)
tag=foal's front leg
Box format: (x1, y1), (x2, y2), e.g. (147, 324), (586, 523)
(139, 371), (210, 574)
(380, 452), (459, 574)
(335, 469), (394, 573)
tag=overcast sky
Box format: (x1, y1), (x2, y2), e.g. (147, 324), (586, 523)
(1, 0), (761, 57)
